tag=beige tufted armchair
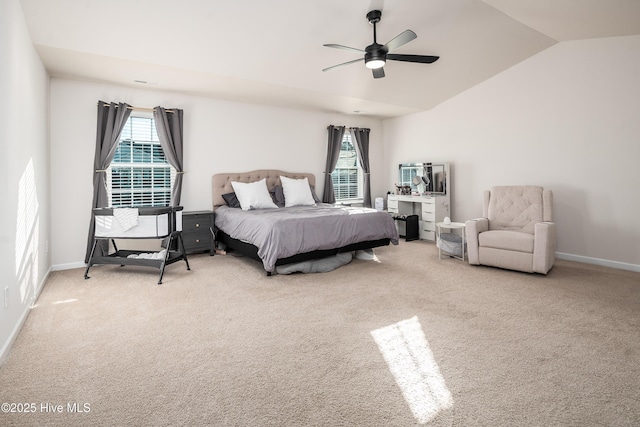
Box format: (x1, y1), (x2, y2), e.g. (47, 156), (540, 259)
(465, 186), (557, 274)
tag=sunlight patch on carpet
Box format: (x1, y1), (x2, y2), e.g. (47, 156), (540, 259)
(371, 316), (453, 424)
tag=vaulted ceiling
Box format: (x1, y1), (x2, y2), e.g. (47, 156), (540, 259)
(20, 0), (640, 118)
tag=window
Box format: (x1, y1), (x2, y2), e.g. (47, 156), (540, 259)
(331, 132), (363, 202)
(107, 115), (175, 207)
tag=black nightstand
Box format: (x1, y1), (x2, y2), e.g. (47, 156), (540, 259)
(181, 211), (214, 255)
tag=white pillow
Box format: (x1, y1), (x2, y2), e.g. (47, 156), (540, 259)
(231, 179), (278, 211)
(280, 176), (316, 207)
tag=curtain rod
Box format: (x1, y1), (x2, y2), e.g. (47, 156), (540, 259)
(98, 103), (174, 113)
(327, 125), (370, 130)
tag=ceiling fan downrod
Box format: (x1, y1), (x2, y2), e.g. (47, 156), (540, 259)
(367, 10), (382, 43)
(365, 10), (386, 69)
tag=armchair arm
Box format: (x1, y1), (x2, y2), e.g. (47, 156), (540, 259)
(465, 218), (489, 265)
(533, 222), (557, 274)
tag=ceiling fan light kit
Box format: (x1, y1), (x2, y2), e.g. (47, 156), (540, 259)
(323, 9), (439, 79)
(365, 57), (386, 69)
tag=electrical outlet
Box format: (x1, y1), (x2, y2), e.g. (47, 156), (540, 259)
(46, 240), (49, 253)
(4, 287), (8, 309)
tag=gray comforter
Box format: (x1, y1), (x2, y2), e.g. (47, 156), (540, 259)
(215, 204), (399, 272)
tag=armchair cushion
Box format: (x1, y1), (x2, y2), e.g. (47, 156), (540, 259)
(478, 230), (534, 253)
(487, 186), (543, 233)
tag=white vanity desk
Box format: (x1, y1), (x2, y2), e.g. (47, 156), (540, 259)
(387, 194), (450, 242)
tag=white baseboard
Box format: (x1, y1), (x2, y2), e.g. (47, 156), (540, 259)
(0, 266), (51, 366)
(52, 261), (86, 271)
(556, 252), (640, 273)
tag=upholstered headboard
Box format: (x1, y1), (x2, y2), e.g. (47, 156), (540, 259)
(212, 170), (316, 209)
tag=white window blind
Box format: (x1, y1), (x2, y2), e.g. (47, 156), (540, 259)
(107, 116), (175, 207)
(331, 132), (363, 202)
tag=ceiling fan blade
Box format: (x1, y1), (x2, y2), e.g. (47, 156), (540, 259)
(387, 54), (439, 64)
(384, 30), (417, 52)
(323, 44), (365, 54)
(322, 58), (364, 72)
(372, 67), (385, 79)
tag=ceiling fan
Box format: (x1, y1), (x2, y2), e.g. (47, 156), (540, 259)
(322, 10), (439, 79)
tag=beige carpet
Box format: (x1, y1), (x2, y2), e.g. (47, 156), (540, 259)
(1, 241), (639, 426)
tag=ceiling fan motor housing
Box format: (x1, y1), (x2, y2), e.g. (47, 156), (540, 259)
(365, 43), (388, 68)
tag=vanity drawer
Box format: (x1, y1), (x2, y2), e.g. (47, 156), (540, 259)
(422, 203), (436, 214)
(422, 212), (436, 223)
(420, 230), (436, 241)
(423, 221), (436, 232)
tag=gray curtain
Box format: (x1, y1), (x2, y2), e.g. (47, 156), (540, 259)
(84, 101), (132, 263)
(350, 127), (372, 208)
(322, 125), (345, 203)
(153, 107), (184, 206)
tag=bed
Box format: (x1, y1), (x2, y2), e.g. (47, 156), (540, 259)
(212, 170), (399, 274)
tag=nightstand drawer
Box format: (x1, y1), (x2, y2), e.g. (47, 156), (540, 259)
(182, 232), (212, 252)
(182, 215), (212, 233)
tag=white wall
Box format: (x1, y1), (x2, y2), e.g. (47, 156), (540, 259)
(383, 35), (640, 270)
(0, 0), (51, 363)
(50, 79), (384, 268)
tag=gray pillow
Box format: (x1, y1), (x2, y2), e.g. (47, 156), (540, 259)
(271, 185), (286, 207)
(222, 192), (241, 208)
(310, 185), (322, 203)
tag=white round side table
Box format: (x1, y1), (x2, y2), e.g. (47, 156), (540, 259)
(436, 222), (466, 261)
